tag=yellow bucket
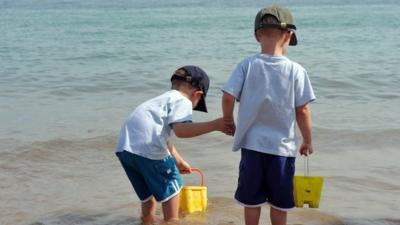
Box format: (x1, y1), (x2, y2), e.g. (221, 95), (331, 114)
(293, 157), (324, 208)
(179, 168), (207, 213)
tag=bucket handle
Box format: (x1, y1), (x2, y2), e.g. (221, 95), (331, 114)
(186, 168), (205, 186)
(304, 156), (310, 177)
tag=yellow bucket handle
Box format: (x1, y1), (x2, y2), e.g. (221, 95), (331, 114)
(188, 168), (205, 186)
(303, 156), (310, 177)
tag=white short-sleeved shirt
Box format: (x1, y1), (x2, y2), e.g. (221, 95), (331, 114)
(115, 90), (193, 160)
(222, 54), (315, 157)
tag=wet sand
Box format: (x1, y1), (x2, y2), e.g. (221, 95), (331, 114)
(28, 197), (344, 225)
(1, 135), (399, 225)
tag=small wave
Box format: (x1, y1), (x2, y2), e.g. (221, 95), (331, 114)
(313, 127), (399, 152)
(344, 218), (400, 225)
(26, 197), (345, 225)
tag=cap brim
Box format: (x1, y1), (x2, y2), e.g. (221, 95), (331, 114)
(193, 97), (207, 113)
(289, 32), (297, 46)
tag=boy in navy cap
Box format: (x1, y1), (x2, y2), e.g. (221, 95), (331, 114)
(116, 65), (225, 223)
(222, 5), (315, 225)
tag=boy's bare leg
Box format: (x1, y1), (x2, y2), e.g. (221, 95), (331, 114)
(270, 207), (287, 225)
(244, 207), (261, 225)
(162, 194), (180, 221)
(141, 197), (157, 224)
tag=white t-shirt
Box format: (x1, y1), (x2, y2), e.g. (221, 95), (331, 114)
(222, 54), (316, 157)
(115, 90), (193, 160)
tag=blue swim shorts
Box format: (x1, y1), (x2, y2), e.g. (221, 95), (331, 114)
(234, 148), (295, 211)
(116, 151), (183, 203)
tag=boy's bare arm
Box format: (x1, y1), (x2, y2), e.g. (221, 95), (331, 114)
(167, 141), (191, 174)
(222, 92), (235, 119)
(171, 118), (224, 138)
(296, 103), (313, 155)
(222, 92), (236, 136)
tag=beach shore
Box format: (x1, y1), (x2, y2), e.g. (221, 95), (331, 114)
(23, 197), (344, 225)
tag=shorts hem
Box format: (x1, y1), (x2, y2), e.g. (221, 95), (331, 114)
(268, 202), (295, 212)
(234, 198), (268, 208)
(141, 195), (154, 203)
(235, 198), (295, 211)
(158, 186), (182, 203)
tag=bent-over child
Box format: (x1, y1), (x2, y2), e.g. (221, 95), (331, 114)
(116, 65), (225, 223)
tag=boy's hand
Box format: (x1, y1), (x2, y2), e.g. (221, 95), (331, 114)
(177, 160), (191, 174)
(223, 117), (236, 136)
(214, 117), (234, 136)
(299, 142), (313, 156)
(213, 118), (225, 132)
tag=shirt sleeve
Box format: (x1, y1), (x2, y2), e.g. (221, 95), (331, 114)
(167, 97), (193, 125)
(294, 67), (316, 107)
(222, 61), (247, 102)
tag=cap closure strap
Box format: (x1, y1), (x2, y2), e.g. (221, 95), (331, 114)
(171, 74), (192, 82)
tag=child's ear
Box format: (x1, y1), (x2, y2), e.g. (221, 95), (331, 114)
(195, 90), (204, 97)
(284, 31), (292, 44)
(190, 89), (201, 98)
(191, 90), (203, 100)
(254, 31), (261, 42)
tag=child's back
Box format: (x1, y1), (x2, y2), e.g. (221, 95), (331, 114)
(222, 5), (316, 225)
(116, 89), (192, 160)
(223, 53), (314, 157)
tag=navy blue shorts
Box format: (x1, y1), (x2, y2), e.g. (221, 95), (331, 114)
(116, 151), (183, 203)
(234, 148), (295, 210)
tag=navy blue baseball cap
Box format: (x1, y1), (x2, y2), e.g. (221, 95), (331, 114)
(170, 65), (210, 112)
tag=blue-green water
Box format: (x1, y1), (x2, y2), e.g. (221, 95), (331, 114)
(1, 1), (399, 225)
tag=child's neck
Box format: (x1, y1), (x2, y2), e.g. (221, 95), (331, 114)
(178, 90), (190, 99)
(260, 40), (285, 56)
(176, 87), (196, 109)
(260, 45), (284, 56)
(176, 86), (192, 99)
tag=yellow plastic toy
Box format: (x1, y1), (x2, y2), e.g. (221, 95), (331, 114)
(293, 157), (324, 208)
(179, 168), (207, 213)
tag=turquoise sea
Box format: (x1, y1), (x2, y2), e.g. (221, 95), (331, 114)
(1, 0), (399, 225)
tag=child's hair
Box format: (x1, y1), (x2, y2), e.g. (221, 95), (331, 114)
(171, 68), (198, 91)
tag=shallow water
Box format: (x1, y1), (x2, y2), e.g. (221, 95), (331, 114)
(1, 0), (400, 225)
(1, 133), (399, 225)
(26, 197), (347, 225)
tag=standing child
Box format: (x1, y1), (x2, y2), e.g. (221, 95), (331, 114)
(222, 5), (316, 225)
(116, 65), (225, 223)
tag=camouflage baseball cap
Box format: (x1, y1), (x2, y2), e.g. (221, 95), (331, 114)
(254, 5), (297, 46)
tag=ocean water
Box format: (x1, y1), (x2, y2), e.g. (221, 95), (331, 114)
(1, 0), (399, 225)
